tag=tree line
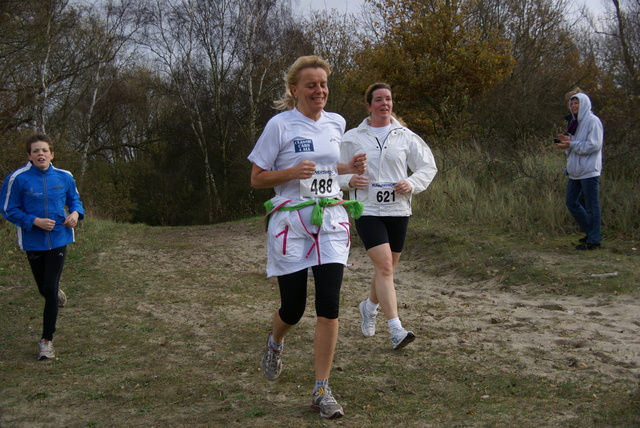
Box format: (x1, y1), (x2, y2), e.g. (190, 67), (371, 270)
(1, 0), (638, 228)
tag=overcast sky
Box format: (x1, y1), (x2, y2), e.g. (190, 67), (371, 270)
(294, 0), (609, 16)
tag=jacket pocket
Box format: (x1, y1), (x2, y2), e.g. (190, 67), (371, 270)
(275, 225), (289, 255)
(319, 207), (351, 254)
(269, 213), (306, 262)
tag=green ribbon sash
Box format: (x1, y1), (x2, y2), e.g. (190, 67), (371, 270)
(264, 197), (363, 229)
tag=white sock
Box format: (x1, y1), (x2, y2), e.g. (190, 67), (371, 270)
(365, 298), (379, 314)
(314, 379), (329, 393)
(268, 334), (283, 351)
(388, 317), (402, 332)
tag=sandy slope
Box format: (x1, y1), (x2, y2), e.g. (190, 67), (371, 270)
(211, 220), (640, 388)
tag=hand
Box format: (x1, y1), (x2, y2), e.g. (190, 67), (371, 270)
(64, 211), (79, 228)
(294, 160), (316, 179)
(556, 134), (571, 149)
(34, 217), (56, 231)
(349, 174), (369, 190)
(350, 153), (367, 175)
(394, 180), (412, 195)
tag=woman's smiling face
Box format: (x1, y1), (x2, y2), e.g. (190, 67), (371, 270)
(28, 141), (54, 171)
(291, 67), (328, 120)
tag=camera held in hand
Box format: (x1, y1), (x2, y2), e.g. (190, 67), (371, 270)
(553, 133), (570, 144)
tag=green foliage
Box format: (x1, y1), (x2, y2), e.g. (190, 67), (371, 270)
(81, 162), (136, 222)
(416, 137), (639, 241)
(0, 0), (638, 234)
(0, 138), (26, 179)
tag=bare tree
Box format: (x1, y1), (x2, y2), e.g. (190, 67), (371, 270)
(141, 0), (227, 222)
(609, 0), (639, 94)
(234, 0), (295, 146)
(140, 0), (297, 222)
(590, 0), (640, 177)
(28, 0), (105, 134)
(0, 0), (77, 134)
(304, 9), (363, 126)
(467, 0), (599, 141)
(69, 0), (146, 179)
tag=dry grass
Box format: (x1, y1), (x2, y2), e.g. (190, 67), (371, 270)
(1, 217), (639, 427)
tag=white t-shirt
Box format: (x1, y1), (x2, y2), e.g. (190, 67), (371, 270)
(248, 108), (350, 277)
(248, 108), (346, 201)
(368, 123), (392, 144)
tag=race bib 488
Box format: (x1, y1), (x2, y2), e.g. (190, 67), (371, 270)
(300, 166), (339, 199)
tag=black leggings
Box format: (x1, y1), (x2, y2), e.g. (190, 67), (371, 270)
(26, 246), (67, 341)
(277, 263), (344, 325)
(355, 216), (410, 252)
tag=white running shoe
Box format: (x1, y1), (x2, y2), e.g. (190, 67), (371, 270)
(311, 386), (344, 419)
(57, 289), (67, 308)
(38, 339), (55, 360)
(359, 300), (377, 337)
(261, 333), (283, 380)
(391, 328), (416, 350)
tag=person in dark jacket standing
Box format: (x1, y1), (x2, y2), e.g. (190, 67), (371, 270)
(1, 133), (85, 359)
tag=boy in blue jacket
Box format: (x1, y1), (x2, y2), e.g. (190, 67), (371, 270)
(1, 133), (85, 359)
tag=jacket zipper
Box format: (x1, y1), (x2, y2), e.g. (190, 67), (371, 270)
(42, 170), (52, 249)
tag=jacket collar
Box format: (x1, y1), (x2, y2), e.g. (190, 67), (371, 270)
(357, 116), (404, 132)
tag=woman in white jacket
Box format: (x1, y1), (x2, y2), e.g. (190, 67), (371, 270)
(340, 83), (437, 349)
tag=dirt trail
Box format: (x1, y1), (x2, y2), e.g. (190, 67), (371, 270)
(207, 221), (640, 388)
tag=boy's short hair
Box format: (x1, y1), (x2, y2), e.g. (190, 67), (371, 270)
(25, 133), (53, 153)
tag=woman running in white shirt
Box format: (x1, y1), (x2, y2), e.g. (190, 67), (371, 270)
(248, 55), (365, 419)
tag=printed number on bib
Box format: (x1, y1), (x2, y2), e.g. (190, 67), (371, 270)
(300, 166), (339, 199)
(370, 183), (397, 205)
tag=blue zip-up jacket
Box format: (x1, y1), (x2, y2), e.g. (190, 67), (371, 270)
(1, 161), (85, 251)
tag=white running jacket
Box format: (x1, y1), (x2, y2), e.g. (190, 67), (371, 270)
(339, 117), (437, 217)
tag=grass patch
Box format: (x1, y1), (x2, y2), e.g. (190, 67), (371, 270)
(404, 218), (639, 296)
(1, 217), (639, 427)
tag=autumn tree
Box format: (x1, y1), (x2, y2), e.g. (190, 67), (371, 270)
(467, 0), (600, 143)
(591, 0), (640, 178)
(352, 0), (515, 138)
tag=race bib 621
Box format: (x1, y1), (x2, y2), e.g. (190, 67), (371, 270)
(369, 182), (398, 205)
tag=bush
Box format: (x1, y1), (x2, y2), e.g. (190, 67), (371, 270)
(414, 137), (638, 240)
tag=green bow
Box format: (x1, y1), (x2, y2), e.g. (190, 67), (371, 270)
(264, 197), (363, 229)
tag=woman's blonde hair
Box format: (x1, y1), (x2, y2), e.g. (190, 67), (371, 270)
(564, 87), (582, 102)
(274, 55), (331, 111)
